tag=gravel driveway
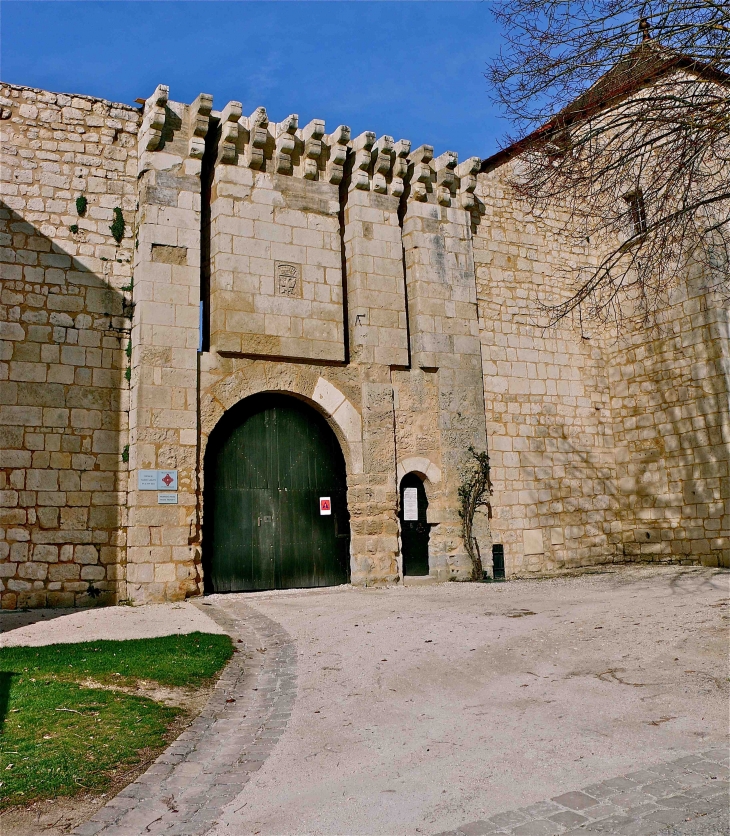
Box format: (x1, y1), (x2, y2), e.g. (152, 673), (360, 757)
(205, 566), (728, 835)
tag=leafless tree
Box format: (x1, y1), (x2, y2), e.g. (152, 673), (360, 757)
(486, 1), (730, 328)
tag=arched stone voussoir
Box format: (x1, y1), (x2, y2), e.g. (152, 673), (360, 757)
(202, 368), (364, 476)
(312, 376), (364, 474)
(397, 456), (442, 485)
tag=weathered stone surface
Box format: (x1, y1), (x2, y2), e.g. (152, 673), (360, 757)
(0, 82), (138, 608)
(1, 78), (726, 608)
(474, 161), (729, 576)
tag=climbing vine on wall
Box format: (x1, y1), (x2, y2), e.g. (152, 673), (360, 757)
(458, 446), (493, 580)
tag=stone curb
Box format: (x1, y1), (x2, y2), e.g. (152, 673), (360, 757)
(437, 747), (729, 836)
(73, 599), (296, 836)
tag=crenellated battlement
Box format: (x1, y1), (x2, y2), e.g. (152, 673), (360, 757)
(137, 86), (215, 184)
(405, 145), (481, 210)
(212, 99), (351, 185)
(347, 132), (413, 196)
(137, 87), (480, 210)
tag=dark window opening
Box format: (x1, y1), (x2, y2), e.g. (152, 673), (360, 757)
(545, 127), (571, 161)
(492, 544), (505, 579)
(624, 190), (647, 237)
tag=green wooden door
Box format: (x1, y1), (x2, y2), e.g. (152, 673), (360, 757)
(204, 394), (350, 593)
(399, 472), (430, 576)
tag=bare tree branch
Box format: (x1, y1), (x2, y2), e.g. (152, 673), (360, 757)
(487, 0), (730, 326)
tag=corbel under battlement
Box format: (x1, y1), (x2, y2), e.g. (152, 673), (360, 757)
(139, 84), (169, 152)
(138, 89), (483, 210)
(138, 85), (214, 176)
(347, 131), (416, 197)
(187, 93), (214, 160)
(405, 146), (479, 209)
(213, 102), (350, 184)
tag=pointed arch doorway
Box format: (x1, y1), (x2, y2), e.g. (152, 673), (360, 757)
(203, 393), (350, 593)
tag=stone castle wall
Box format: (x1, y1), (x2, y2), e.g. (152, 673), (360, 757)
(475, 161), (729, 575)
(0, 83), (138, 609)
(124, 86), (210, 603)
(197, 106), (489, 590)
(605, 272), (730, 568)
(1, 80), (726, 608)
(474, 162), (621, 575)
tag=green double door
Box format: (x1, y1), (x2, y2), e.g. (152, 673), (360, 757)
(204, 394), (350, 593)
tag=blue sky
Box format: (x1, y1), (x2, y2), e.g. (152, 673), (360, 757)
(1, 1), (509, 160)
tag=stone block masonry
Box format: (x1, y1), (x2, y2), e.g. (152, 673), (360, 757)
(605, 269), (730, 569)
(126, 85), (210, 603)
(0, 83), (138, 609)
(475, 159), (729, 575)
(473, 163), (621, 575)
(1, 77), (726, 608)
(344, 135), (410, 368)
(208, 107), (345, 361)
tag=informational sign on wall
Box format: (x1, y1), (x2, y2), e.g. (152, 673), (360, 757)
(319, 497), (331, 516)
(403, 487), (419, 521)
(158, 493), (178, 505)
(157, 470), (178, 490)
(138, 470), (158, 490)
(138, 470), (178, 491)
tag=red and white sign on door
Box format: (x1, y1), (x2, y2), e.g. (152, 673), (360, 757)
(319, 497), (332, 516)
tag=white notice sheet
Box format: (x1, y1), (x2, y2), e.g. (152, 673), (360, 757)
(403, 487), (418, 521)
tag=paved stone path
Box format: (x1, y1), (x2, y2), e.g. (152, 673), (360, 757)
(73, 600), (296, 836)
(437, 747), (729, 836)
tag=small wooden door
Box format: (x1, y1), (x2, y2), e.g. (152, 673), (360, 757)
(204, 394), (350, 593)
(399, 472), (430, 576)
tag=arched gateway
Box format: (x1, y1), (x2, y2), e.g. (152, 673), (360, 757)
(203, 393), (350, 593)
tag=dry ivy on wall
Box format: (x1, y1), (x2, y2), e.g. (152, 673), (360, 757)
(458, 446), (493, 580)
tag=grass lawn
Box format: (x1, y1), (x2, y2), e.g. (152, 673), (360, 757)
(0, 632), (233, 809)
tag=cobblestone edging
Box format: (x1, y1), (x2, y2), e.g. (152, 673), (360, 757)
(74, 599), (296, 836)
(438, 747), (729, 836)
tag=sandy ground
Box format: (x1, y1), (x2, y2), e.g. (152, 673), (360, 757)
(0, 601), (225, 646)
(206, 566), (730, 836)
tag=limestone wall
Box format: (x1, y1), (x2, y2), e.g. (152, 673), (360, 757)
(474, 162), (621, 575)
(199, 111), (408, 588)
(475, 161), (729, 575)
(126, 85), (210, 603)
(192, 102), (490, 593)
(0, 83), (138, 609)
(605, 274), (730, 567)
(2, 79), (725, 609)
(344, 138), (409, 368)
(397, 150), (488, 577)
(208, 107), (345, 361)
